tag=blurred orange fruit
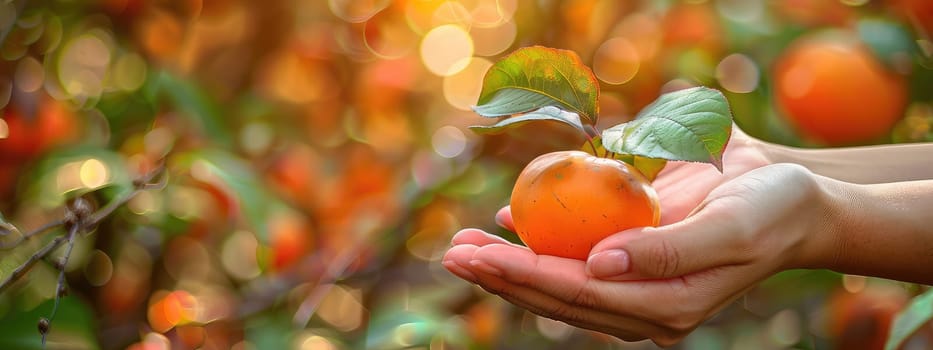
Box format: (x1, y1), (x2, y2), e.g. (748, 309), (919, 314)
(510, 151), (660, 260)
(773, 32), (908, 145)
(773, 0), (855, 28)
(0, 97), (79, 163)
(828, 285), (908, 350)
(268, 212), (313, 271)
(662, 2), (723, 54)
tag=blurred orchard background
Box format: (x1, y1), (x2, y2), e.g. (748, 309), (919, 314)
(1, 0), (932, 349)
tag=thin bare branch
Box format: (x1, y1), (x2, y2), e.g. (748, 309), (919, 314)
(0, 162), (167, 294)
(43, 224), (80, 347)
(0, 236), (68, 294)
(89, 163), (167, 225)
(1, 219), (66, 250)
(291, 244), (367, 328)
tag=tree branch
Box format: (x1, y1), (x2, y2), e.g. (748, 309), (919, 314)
(0, 162), (167, 295)
(0, 236), (68, 294)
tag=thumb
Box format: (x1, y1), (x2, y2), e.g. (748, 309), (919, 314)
(494, 206), (515, 232)
(586, 208), (748, 280)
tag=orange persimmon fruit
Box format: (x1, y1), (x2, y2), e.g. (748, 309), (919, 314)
(773, 31), (908, 145)
(510, 151), (660, 260)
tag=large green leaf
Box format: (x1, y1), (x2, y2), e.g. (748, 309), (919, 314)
(469, 105), (585, 134)
(885, 288), (933, 350)
(474, 46), (599, 123)
(602, 87), (733, 171)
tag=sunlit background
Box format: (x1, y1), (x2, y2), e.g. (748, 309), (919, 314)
(1, 0), (932, 349)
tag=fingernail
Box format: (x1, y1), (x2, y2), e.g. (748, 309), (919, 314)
(469, 259), (503, 277)
(586, 249), (630, 278)
(442, 260), (477, 282)
(494, 214), (505, 228)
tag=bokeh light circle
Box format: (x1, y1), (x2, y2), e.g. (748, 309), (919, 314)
(328, 0), (390, 23)
(715, 53), (760, 93)
(113, 52), (148, 91)
(614, 13), (662, 62)
(471, 0), (519, 28)
(715, 0), (764, 23)
(593, 38), (640, 85)
(363, 13), (420, 59)
(779, 63), (814, 100)
(57, 33), (112, 103)
(420, 24), (474, 76)
(84, 249), (114, 287)
(431, 126), (467, 159)
(80, 158), (110, 189)
(443, 57), (492, 110)
(0, 118), (8, 139)
(14, 56), (45, 93)
(431, 1), (472, 28)
(470, 19), (517, 56)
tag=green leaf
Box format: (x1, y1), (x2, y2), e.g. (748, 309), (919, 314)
(472, 88), (562, 117)
(858, 18), (916, 71)
(475, 46), (599, 123)
(0, 297), (100, 350)
(246, 315), (295, 350)
(469, 105), (585, 134)
(582, 137), (667, 182)
(601, 87), (733, 171)
(619, 155), (668, 182)
(157, 71), (234, 147)
(885, 288), (933, 350)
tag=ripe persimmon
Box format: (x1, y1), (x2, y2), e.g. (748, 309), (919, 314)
(828, 285), (908, 350)
(773, 31), (908, 145)
(510, 151), (660, 260)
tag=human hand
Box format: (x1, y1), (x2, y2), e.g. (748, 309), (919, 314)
(443, 162), (834, 346)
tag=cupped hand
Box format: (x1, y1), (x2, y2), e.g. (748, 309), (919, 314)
(443, 128), (833, 346)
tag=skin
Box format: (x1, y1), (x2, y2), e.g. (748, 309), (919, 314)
(442, 125), (933, 347)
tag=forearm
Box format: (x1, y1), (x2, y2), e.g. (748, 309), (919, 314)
(758, 140), (933, 184)
(814, 176), (933, 285)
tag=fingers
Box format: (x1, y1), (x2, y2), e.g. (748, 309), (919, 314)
(470, 272), (660, 344)
(451, 228), (513, 246)
(494, 206), (515, 231)
(464, 244), (695, 322)
(442, 241), (699, 345)
(442, 244), (480, 282)
(587, 206), (752, 281)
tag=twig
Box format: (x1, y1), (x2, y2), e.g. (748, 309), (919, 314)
(0, 162), (166, 349)
(0, 162), (167, 294)
(89, 165), (167, 225)
(0, 219), (66, 249)
(0, 236), (68, 294)
(291, 237), (373, 328)
(42, 224), (79, 347)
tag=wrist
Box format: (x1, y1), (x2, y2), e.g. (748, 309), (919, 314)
(785, 172), (853, 271)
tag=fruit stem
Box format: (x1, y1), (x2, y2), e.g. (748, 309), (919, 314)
(583, 124), (600, 139)
(583, 124), (600, 156)
(584, 137), (598, 155)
